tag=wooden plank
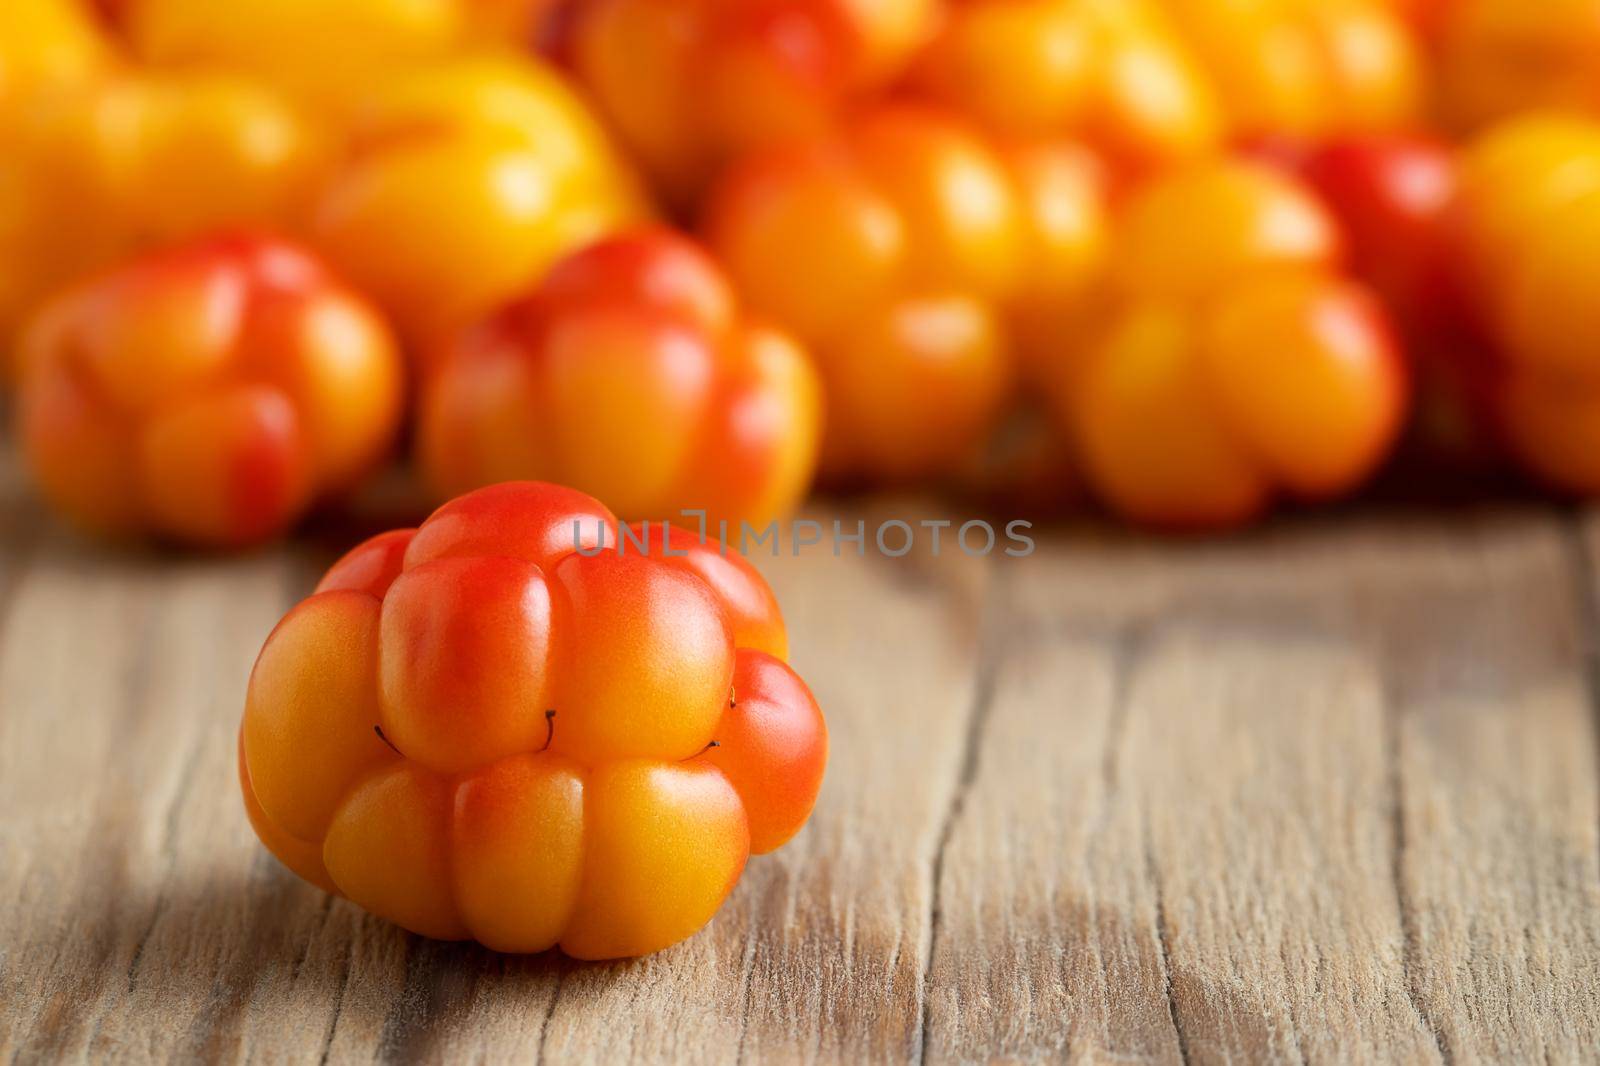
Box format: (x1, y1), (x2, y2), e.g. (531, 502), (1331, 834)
(919, 576), (1186, 1064)
(1351, 513), (1600, 1062)
(3, 412), (1600, 1065)
(923, 513), (1600, 1063)
(0, 487), (993, 1063)
(0, 445), (384, 1062)
(0, 538), (315, 1058)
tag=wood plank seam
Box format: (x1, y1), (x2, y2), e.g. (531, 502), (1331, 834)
(728, 912), (760, 1066)
(76, 604), (163, 1062)
(1144, 806), (1193, 1066)
(1094, 619), (1188, 1066)
(1121, 619), (1194, 1066)
(917, 554), (1005, 1066)
(1383, 654), (1452, 1066)
(291, 894), (336, 987)
(1085, 617), (1193, 1066)
(1562, 517), (1600, 895)
(532, 968), (566, 1066)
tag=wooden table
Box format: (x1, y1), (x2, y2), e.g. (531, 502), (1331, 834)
(3, 444), (1599, 1064)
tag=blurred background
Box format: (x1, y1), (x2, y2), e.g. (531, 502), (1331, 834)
(3, 0), (1600, 545)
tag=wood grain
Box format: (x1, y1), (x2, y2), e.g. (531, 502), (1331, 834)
(2, 439), (1599, 1063)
